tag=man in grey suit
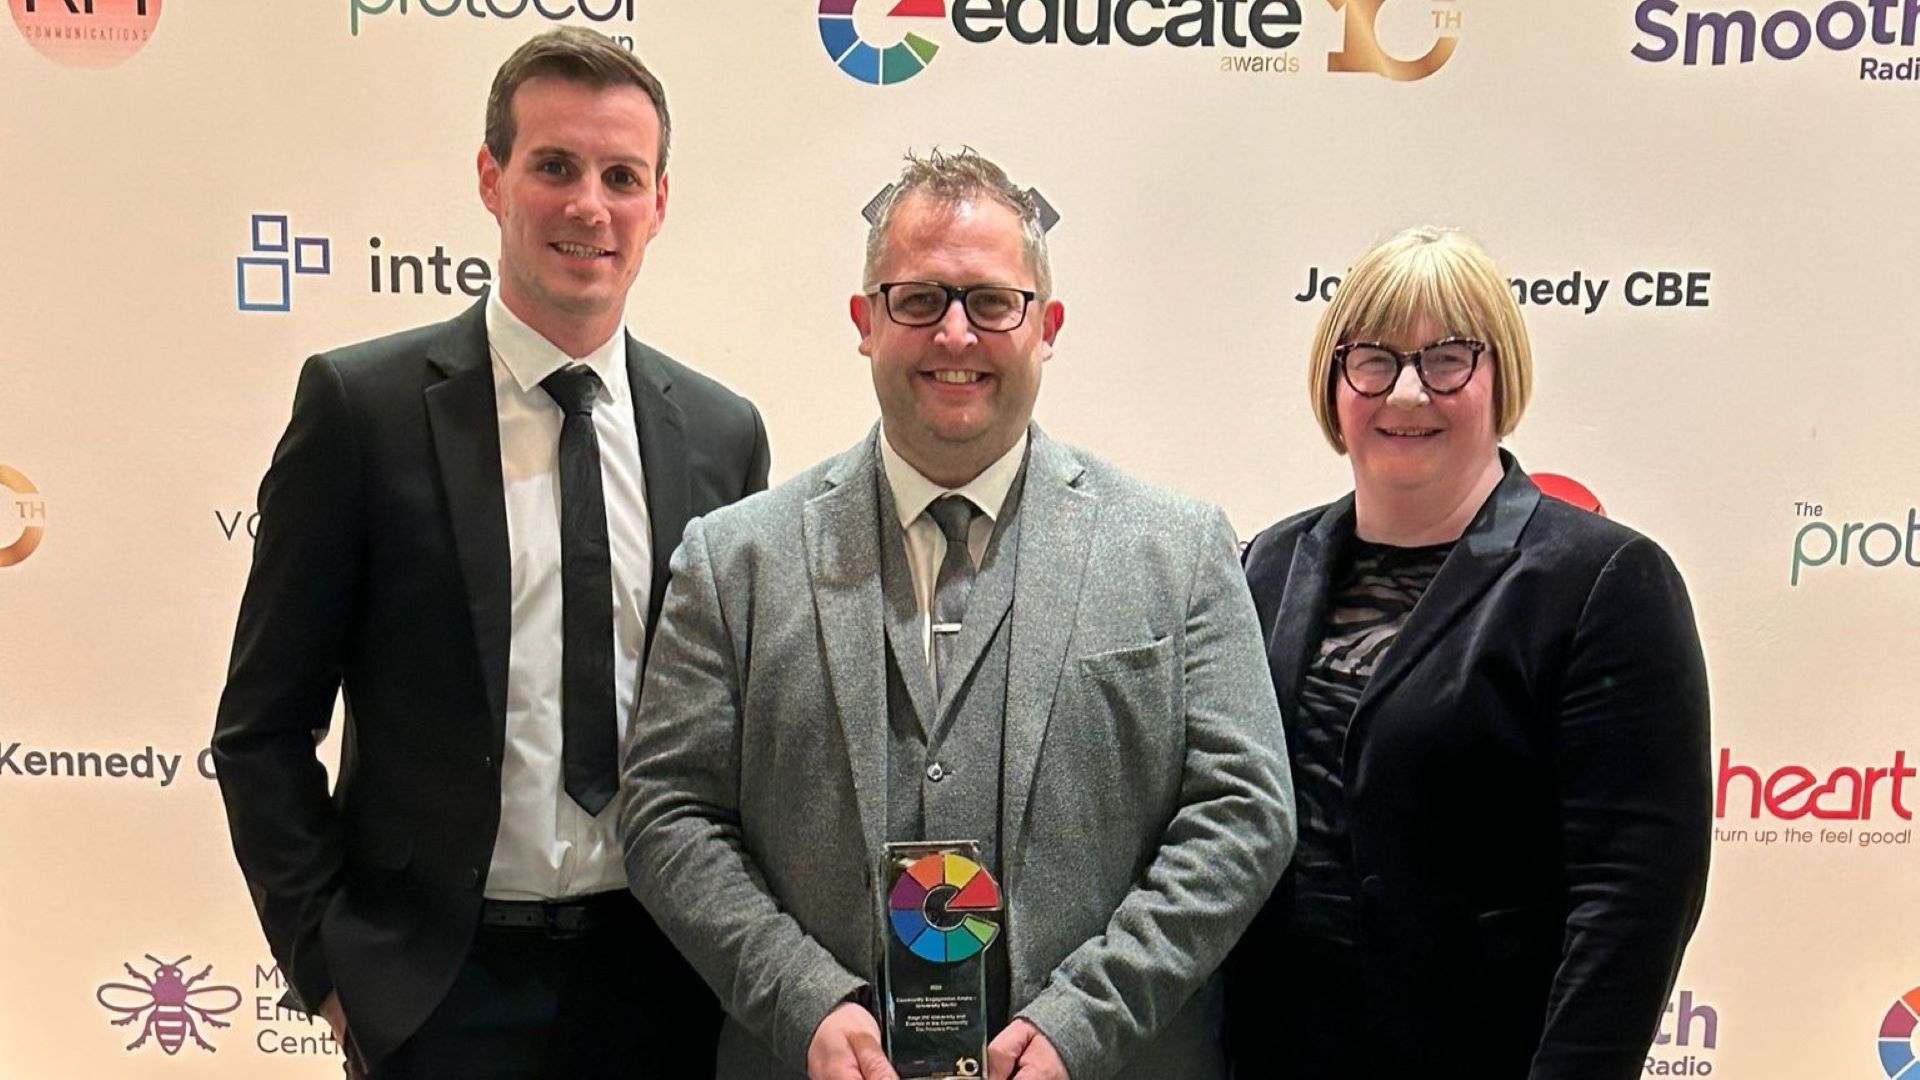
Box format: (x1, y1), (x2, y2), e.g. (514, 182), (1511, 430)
(620, 148), (1294, 1080)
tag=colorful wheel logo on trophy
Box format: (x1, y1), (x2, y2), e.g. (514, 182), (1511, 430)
(888, 853), (1001, 963)
(1880, 987), (1920, 1078)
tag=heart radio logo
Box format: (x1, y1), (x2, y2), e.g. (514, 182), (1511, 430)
(1716, 748), (1915, 823)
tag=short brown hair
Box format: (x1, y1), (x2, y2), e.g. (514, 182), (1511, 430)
(862, 147), (1052, 299)
(483, 27), (671, 174)
(1307, 226), (1533, 453)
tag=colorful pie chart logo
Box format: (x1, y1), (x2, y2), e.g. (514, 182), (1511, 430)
(889, 853), (1001, 963)
(1881, 987), (1920, 1078)
(818, 0), (944, 86)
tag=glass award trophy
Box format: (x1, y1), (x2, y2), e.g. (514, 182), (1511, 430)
(881, 841), (1003, 1080)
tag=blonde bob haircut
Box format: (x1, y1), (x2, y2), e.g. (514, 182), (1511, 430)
(1307, 226), (1533, 454)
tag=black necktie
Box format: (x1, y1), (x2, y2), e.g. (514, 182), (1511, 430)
(540, 365), (618, 816)
(927, 495), (980, 701)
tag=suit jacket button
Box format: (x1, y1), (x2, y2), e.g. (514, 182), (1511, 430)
(465, 867), (482, 890)
(925, 762), (946, 782)
(482, 754), (495, 770)
(1360, 875), (1385, 899)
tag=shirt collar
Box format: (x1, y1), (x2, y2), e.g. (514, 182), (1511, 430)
(485, 288), (629, 403)
(880, 429), (1029, 531)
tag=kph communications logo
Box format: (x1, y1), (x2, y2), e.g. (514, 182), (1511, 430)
(7, 0), (163, 68)
(817, 0), (1462, 84)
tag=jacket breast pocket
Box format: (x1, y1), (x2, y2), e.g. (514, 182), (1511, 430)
(1074, 637), (1181, 796)
(1079, 637), (1177, 716)
(1079, 636), (1174, 677)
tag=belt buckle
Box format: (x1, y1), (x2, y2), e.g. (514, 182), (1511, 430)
(547, 902), (590, 938)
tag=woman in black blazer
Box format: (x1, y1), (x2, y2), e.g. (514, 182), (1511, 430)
(1227, 227), (1711, 1079)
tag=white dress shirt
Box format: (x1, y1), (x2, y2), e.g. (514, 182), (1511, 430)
(879, 430), (1028, 672)
(484, 289), (652, 901)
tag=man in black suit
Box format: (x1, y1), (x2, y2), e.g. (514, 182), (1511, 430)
(212, 28), (768, 1078)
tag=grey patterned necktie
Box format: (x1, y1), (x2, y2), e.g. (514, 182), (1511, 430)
(926, 494), (981, 701)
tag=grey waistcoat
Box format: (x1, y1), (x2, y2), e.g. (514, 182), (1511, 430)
(877, 464), (1025, 1032)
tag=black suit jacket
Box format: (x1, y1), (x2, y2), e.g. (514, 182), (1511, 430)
(212, 299), (769, 1067)
(1229, 454), (1710, 1079)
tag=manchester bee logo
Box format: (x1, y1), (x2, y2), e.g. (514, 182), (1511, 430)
(95, 955), (243, 1055)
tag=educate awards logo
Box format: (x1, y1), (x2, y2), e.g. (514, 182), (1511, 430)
(817, 0), (1463, 83)
(1881, 987), (1920, 1079)
(818, 0), (945, 85)
(7, 0), (162, 68)
(0, 465), (48, 568)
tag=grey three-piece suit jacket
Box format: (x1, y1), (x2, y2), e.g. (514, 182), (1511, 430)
(621, 425), (1296, 1080)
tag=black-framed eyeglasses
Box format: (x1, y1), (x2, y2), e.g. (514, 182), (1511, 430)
(1333, 337), (1487, 397)
(874, 281), (1037, 332)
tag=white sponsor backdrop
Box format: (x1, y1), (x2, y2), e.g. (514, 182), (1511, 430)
(3, 0), (1918, 1075)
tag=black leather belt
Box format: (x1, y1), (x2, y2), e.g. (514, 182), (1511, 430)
(479, 890), (631, 938)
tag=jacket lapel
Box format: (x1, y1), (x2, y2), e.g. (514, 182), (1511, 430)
(1001, 429), (1095, 893)
(423, 301), (511, 756)
(1351, 454), (1540, 723)
(1268, 496), (1352, 722)
(874, 471), (937, 737)
(628, 340), (688, 643)
(804, 431), (891, 868)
